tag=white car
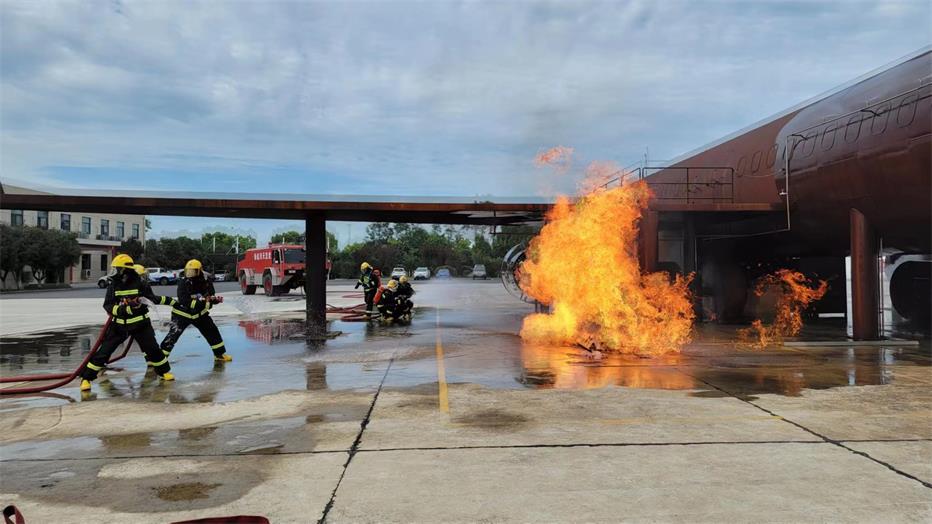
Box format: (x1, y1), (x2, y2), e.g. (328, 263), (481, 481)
(212, 271), (227, 282)
(390, 267), (407, 279)
(146, 267), (177, 286)
(413, 267), (430, 280)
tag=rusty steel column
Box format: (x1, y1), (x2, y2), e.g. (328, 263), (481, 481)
(638, 210), (659, 273)
(305, 213), (327, 335)
(850, 208), (879, 340)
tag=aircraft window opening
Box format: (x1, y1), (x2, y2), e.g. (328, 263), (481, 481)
(871, 103), (890, 135)
(766, 143), (778, 168)
(736, 156), (748, 176)
(801, 132), (817, 157)
(896, 95), (917, 127)
(821, 124), (837, 150)
(844, 114), (862, 143)
(750, 150), (762, 172)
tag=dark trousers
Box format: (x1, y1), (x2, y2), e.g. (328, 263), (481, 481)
(81, 321), (168, 380)
(364, 289), (377, 314)
(160, 314), (226, 357)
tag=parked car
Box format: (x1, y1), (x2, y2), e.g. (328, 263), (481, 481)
(472, 264), (488, 280)
(413, 267), (430, 280)
(212, 270), (228, 282)
(146, 267), (177, 286)
(97, 275), (111, 288)
(435, 267), (452, 279)
(390, 267), (407, 279)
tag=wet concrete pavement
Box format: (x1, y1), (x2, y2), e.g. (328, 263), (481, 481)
(1, 280), (930, 522)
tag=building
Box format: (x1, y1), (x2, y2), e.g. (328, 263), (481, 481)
(0, 185), (146, 289)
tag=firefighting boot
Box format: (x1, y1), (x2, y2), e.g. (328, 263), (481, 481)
(159, 372), (175, 382)
(215, 353), (233, 362)
(80, 379), (92, 391)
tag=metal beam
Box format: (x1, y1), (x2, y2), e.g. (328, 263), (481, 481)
(638, 210), (659, 273)
(305, 213), (327, 335)
(850, 208), (880, 340)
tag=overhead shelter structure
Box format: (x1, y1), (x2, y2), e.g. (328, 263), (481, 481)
(0, 183), (552, 334)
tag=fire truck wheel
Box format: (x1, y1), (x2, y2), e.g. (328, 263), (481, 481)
(240, 274), (257, 295)
(263, 273), (280, 296)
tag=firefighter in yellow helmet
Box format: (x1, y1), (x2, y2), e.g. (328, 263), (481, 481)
(377, 278), (405, 322)
(354, 261), (380, 318)
(159, 259), (232, 363)
(79, 254), (178, 391)
(396, 275), (415, 319)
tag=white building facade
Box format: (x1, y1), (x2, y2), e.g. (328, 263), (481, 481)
(1, 190), (146, 289)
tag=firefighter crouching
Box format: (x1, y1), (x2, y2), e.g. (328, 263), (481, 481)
(355, 262), (380, 318)
(80, 254), (178, 391)
(159, 259), (232, 362)
(377, 279), (411, 322)
(396, 275), (415, 319)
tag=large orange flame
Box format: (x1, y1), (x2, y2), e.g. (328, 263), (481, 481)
(739, 269), (828, 348)
(519, 177), (695, 356)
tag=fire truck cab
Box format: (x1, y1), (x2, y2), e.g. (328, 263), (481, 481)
(237, 244), (307, 296)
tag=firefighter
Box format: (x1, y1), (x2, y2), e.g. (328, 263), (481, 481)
(377, 278), (403, 321)
(355, 262), (380, 317)
(159, 259), (232, 363)
(396, 275), (415, 319)
(80, 254), (178, 391)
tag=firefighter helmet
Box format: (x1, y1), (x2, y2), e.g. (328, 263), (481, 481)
(386, 279), (398, 290)
(111, 254), (135, 269)
(360, 262), (372, 271)
(184, 259), (203, 278)
(133, 264), (147, 276)
(399, 275), (408, 284)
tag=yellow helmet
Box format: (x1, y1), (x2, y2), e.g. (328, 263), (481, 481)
(386, 279), (398, 290)
(111, 253), (135, 269)
(132, 264), (147, 276)
(360, 262), (371, 271)
(184, 259), (203, 278)
(399, 275), (408, 284)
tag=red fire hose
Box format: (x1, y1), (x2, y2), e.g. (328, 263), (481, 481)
(0, 317), (135, 395)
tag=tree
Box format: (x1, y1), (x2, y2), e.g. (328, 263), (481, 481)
(145, 218), (152, 232)
(201, 231), (256, 253)
(119, 238), (145, 260)
(365, 223), (394, 244)
(271, 230), (303, 244)
(17, 227), (80, 285)
(0, 224), (25, 288)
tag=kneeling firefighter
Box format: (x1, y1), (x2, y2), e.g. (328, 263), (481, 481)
(396, 275), (415, 318)
(377, 279), (406, 321)
(80, 254), (178, 391)
(160, 259), (232, 362)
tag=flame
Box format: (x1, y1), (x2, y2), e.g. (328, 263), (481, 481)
(534, 146), (574, 172)
(518, 178), (695, 356)
(739, 269), (828, 348)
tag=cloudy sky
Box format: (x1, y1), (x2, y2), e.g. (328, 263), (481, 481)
(2, 0), (929, 244)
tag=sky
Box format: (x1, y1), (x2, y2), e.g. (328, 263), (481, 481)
(2, 0), (929, 245)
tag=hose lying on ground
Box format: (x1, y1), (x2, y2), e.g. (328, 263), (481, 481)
(0, 317), (135, 395)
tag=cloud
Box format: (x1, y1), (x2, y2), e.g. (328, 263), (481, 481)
(1, 0), (929, 205)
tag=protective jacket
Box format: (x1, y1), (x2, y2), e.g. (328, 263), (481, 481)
(171, 276), (216, 320)
(104, 272), (176, 326)
(356, 269), (379, 291)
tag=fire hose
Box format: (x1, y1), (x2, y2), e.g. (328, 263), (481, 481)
(0, 317), (136, 395)
(327, 292), (376, 321)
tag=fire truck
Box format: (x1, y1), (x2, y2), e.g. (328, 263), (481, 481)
(237, 244), (320, 296)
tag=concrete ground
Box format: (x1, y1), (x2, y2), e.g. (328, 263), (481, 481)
(1, 280), (930, 523)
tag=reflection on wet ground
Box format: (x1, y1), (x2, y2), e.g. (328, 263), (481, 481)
(1, 303), (930, 412)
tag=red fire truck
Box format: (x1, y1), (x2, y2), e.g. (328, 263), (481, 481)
(237, 244), (328, 296)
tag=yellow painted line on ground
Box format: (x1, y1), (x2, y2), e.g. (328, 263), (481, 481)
(435, 308), (450, 414)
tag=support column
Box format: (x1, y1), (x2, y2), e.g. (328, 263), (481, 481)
(638, 210), (659, 273)
(850, 208), (879, 340)
(305, 213), (327, 335)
